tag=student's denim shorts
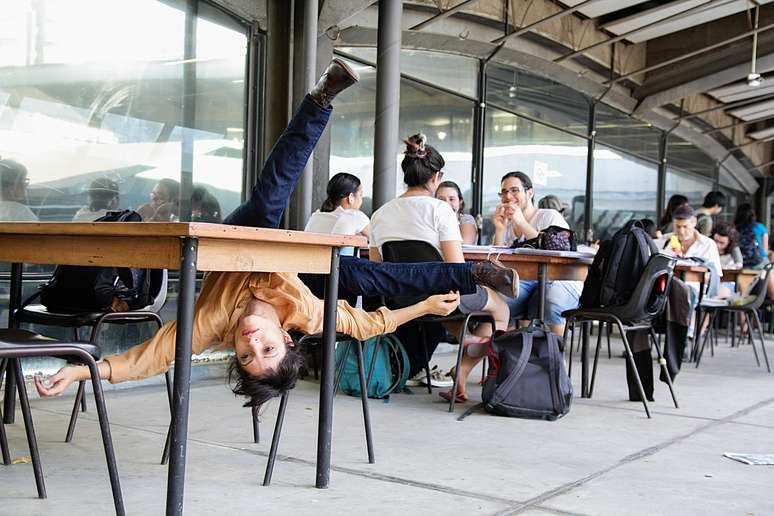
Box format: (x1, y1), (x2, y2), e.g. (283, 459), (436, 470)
(502, 280), (582, 326)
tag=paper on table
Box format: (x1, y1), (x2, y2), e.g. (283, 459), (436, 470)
(723, 452), (774, 465)
(461, 244), (595, 259)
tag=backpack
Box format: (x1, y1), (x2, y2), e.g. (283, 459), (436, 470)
(512, 225), (577, 252)
(737, 224), (762, 268)
(459, 326), (572, 421)
(580, 220), (657, 309)
(336, 334), (410, 399)
(37, 210), (152, 312)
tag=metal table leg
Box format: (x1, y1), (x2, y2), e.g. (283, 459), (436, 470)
(316, 247), (340, 489)
(691, 276), (706, 362)
(537, 263), (547, 323)
(581, 322), (590, 397)
(166, 238), (198, 516)
(4, 262), (23, 424)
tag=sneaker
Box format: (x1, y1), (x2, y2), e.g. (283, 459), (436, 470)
(405, 370), (425, 387)
(423, 366), (453, 388)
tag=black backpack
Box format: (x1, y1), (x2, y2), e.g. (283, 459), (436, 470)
(580, 220), (657, 309)
(737, 223), (763, 268)
(459, 327), (572, 421)
(38, 210), (151, 312)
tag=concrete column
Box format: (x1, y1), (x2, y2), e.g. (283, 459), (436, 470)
(657, 132), (668, 222)
(372, 0), (402, 211)
(583, 102), (595, 243)
(288, 0), (318, 229)
(263, 1), (292, 166)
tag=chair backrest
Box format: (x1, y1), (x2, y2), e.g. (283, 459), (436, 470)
(381, 240), (444, 263)
(744, 262), (773, 310)
(611, 253), (676, 323)
(380, 240), (443, 308)
(143, 269), (169, 313)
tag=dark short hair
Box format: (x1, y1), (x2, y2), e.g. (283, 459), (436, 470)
(500, 171), (533, 191)
(227, 350), (304, 409)
(436, 180), (465, 214)
(672, 204), (695, 221)
(401, 133), (445, 187)
(703, 191), (726, 209)
(321, 172), (361, 212)
(711, 221), (738, 249)
(87, 177), (120, 211)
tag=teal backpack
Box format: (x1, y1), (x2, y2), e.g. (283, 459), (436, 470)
(335, 334), (410, 399)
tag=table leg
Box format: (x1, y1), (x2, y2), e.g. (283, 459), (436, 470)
(537, 264), (547, 323)
(691, 277), (706, 362)
(3, 263), (23, 424)
(166, 238), (198, 516)
(316, 247), (340, 489)
(580, 322), (590, 398)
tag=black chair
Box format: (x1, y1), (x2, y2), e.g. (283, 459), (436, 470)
(14, 270), (172, 442)
(380, 240), (496, 413)
(563, 254), (679, 418)
(262, 332), (375, 486)
(695, 263), (772, 372)
(0, 329), (124, 515)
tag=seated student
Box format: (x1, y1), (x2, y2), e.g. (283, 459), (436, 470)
(191, 185), (222, 223)
(491, 171), (582, 337)
(72, 178), (120, 221)
(712, 221), (743, 269)
(305, 172), (370, 238)
(659, 194), (688, 234)
(369, 134), (512, 400)
(695, 191), (726, 236)
(537, 194), (568, 219)
(0, 159), (37, 222)
(435, 180), (477, 245)
(734, 203), (768, 268)
(137, 178), (180, 221)
(35, 59), (516, 410)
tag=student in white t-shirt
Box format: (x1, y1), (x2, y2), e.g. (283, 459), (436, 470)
(491, 171), (581, 337)
(0, 159), (37, 222)
(305, 172), (370, 238)
(435, 180), (478, 245)
(370, 133), (512, 402)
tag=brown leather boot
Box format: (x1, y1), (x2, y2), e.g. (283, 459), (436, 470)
(472, 259), (519, 298)
(309, 58), (359, 107)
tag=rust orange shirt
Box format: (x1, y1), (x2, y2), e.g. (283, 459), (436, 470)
(104, 271), (397, 383)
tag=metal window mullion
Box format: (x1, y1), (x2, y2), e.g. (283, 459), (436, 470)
(584, 102), (596, 244)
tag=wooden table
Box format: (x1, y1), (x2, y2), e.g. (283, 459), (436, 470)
(721, 267), (760, 295)
(0, 222), (365, 515)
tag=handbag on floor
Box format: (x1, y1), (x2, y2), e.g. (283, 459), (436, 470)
(336, 334), (410, 399)
(459, 326), (572, 421)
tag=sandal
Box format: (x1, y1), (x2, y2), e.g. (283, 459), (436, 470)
(439, 389), (469, 403)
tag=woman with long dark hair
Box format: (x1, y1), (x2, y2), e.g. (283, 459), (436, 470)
(305, 172), (369, 237)
(435, 180), (477, 244)
(734, 203), (768, 268)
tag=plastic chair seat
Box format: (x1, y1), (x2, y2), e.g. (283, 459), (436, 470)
(0, 329), (101, 362)
(17, 303), (158, 327)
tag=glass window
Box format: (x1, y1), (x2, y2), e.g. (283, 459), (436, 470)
(329, 56), (475, 216)
(480, 106), (588, 243)
(338, 47), (478, 99)
(667, 135), (717, 180)
(592, 145), (658, 241)
(665, 168), (713, 210)
(486, 63), (589, 136)
(0, 0), (248, 223)
(595, 104), (661, 162)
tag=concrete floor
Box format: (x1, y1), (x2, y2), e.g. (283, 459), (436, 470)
(1, 335), (774, 516)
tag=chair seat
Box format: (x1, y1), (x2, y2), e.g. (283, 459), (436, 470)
(0, 329), (101, 361)
(563, 307), (652, 330)
(16, 304), (157, 327)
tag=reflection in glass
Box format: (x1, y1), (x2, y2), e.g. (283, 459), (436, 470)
(329, 56), (475, 215)
(0, 0), (248, 221)
(481, 107), (587, 243)
(592, 144), (657, 241)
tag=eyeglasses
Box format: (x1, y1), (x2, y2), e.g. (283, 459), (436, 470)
(498, 186), (529, 198)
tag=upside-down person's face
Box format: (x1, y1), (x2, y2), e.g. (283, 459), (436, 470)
(233, 314), (292, 377)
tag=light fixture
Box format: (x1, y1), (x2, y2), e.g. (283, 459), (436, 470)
(437, 131), (447, 140)
(508, 85), (517, 98)
(749, 6), (764, 88)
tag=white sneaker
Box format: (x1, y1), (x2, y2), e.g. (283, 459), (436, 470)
(423, 366), (453, 388)
(405, 370), (426, 387)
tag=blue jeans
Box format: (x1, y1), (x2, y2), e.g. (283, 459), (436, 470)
(504, 280), (582, 326)
(222, 95), (477, 300)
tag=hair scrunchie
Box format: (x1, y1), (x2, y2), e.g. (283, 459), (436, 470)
(404, 133), (428, 159)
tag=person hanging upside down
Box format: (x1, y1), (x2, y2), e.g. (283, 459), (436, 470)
(35, 59), (519, 409)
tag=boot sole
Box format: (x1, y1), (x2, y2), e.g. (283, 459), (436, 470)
(331, 57), (360, 82)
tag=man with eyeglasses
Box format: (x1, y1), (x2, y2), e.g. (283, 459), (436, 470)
(0, 158), (37, 222)
(491, 171), (581, 336)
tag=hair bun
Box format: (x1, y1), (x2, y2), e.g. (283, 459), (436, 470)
(404, 133), (428, 158)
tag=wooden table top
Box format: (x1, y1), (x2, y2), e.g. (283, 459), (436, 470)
(0, 222), (366, 274)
